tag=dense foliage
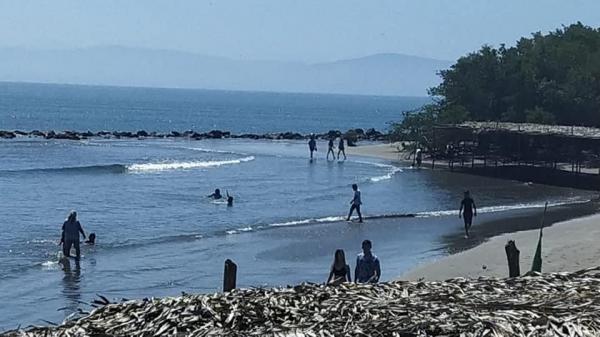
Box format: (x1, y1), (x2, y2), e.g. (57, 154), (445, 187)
(392, 22), (600, 142)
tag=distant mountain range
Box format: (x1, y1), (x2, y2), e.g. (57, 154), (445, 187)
(0, 46), (452, 96)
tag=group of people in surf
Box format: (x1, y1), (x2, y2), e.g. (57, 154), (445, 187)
(308, 134), (347, 161)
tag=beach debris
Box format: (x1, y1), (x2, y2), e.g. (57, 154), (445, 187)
(5, 266), (600, 336)
(531, 202), (548, 273)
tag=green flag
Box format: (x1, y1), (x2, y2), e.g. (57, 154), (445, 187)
(531, 202), (548, 273)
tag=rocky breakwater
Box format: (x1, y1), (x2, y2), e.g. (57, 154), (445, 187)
(0, 128), (387, 143)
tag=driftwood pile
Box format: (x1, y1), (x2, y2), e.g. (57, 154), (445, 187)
(5, 266), (600, 336)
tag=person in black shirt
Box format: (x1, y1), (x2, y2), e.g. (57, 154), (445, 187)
(327, 249), (351, 285)
(326, 138), (335, 160)
(459, 190), (477, 238)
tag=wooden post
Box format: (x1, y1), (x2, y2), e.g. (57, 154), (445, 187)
(505, 240), (520, 277)
(223, 259), (237, 292)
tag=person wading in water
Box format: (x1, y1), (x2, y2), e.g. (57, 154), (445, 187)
(59, 211), (87, 259)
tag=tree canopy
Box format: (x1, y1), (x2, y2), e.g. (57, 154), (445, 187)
(415, 23), (600, 128)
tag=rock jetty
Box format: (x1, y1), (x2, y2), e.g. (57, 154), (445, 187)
(0, 128), (387, 143)
(4, 266), (600, 336)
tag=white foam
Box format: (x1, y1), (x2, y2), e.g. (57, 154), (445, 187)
(416, 199), (588, 218)
(181, 147), (247, 155)
(370, 166), (403, 182)
(127, 156), (254, 172)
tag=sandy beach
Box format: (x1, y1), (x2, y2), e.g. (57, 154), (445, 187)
(403, 212), (600, 280)
(348, 142), (600, 281)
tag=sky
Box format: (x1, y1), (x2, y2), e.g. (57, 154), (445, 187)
(1, 0), (599, 63)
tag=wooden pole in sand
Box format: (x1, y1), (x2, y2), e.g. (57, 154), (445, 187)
(223, 259), (237, 292)
(505, 240), (520, 277)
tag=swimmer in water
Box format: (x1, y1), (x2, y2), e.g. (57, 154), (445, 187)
(208, 188), (223, 200)
(226, 190), (234, 207)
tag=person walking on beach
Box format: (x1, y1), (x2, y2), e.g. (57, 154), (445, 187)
(327, 137), (336, 160)
(459, 190), (477, 238)
(208, 188), (223, 200)
(415, 147), (423, 168)
(59, 211), (86, 259)
(308, 134), (317, 160)
(327, 249), (352, 285)
(355, 240), (380, 283)
(347, 183), (363, 222)
(337, 137), (347, 160)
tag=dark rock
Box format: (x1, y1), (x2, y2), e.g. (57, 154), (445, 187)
(353, 128), (365, 135)
(183, 130), (195, 136)
(326, 130), (342, 139)
(54, 131), (81, 140)
(81, 131), (94, 137)
(365, 128), (383, 139)
(169, 131), (181, 137)
(206, 130), (225, 139)
(136, 130), (149, 137)
(45, 130), (56, 139)
(30, 130), (45, 137)
(0, 130), (16, 139)
(14, 130), (28, 136)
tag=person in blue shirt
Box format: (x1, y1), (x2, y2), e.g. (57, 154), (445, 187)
(355, 240), (380, 283)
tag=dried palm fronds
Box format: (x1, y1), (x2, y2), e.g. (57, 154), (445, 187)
(5, 266), (600, 336)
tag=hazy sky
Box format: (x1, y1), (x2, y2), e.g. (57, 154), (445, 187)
(1, 0), (599, 62)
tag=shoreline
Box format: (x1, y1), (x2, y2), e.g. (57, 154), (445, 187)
(403, 201), (600, 281)
(346, 142), (600, 280)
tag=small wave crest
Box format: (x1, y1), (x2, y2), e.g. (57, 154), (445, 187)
(416, 199), (589, 218)
(0, 164), (126, 175)
(126, 156), (255, 172)
(352, 160), (404, 183)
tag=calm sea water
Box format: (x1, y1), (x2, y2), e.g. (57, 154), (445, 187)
(0, 82), (593, 329)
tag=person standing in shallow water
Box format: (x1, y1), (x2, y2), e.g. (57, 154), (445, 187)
(347, 183), (363, 222)
(355, 240), (380, 283)
(327, 249), (352, 285)
(308, 134), (317, 160)
(459, 190), (477, 238)
(59, 211), (86, 259)
(337, 137), (346, 160)
(326, 137), (336, 160)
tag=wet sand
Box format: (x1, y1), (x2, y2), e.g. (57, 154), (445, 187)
(347, 142), (600, 280)
(403, 201), (600, 280)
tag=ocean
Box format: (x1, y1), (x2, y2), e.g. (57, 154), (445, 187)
(0, 82), (593, 330)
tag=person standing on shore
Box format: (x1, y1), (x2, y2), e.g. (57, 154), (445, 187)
(308, 134), (317, 160)
(459, 190), (477, 238)
(415, 147), (422, 168)
(59, 211), (86, 259)
(355, 240), (380, 283)
(326, 137), (336, 160)
(327, 249), (352, 285)
(347, 183), (363, 222)
(337, 137), (347, 160)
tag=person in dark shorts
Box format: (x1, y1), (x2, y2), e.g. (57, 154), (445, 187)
(347, 184), (363, 222)
(308, 134), (317, 160)
(326, 138), (336, 160)
(327, 249), (351, 285)
(337, 137), (346, 160)
(459, 190), (477, 238)
(59, 211), (86, 259)
(355, 240), (380, 283)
